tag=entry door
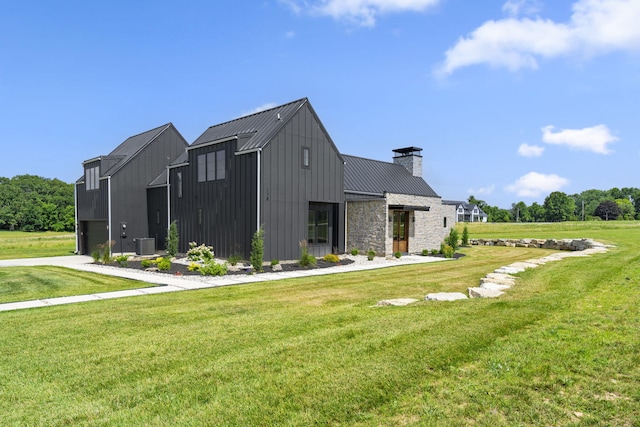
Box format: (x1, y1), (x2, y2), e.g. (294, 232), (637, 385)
(392, 211), (409, 253)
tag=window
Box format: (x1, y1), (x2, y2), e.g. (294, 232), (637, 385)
(177, 172), (183, 198)
(308, 205), (329, 244)
(443, 217), (447, 228)
(156, 210), (161, 225)
(197, 208), (203, 225)
(198, 150), (226, 182)
(302, 147), (310, 168)
(85, 166), (100, 190)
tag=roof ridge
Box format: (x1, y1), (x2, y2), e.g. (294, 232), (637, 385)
(204, 98), (308, 132)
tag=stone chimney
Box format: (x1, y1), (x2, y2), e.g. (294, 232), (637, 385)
(392, 147), (423, 178)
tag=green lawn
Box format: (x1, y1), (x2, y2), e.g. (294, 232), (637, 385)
(0, 222), (638, 426)
(0, 231), (75, 259)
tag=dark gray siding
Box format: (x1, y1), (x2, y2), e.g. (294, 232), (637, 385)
(110, 127), (186, 253)
(261, 104), (345, 260)
(147, 186), (168, 250)
(171, 138), (257, 258)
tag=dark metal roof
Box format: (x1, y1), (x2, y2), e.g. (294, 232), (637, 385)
(343, 155), (440, 198)
(191, 98), (308, 153)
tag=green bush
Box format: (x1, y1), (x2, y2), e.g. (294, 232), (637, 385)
(461, 225), (469, 246)
(166, 221), (179, 258)
(442, 245), (454, 258)
(323, 253), (340, 263)
(445, 227), (459, 251)
(394, 251), (402, 258)
(91, 250), (101, 263)
(367, 250), (376, 261)
(141, 259), (153, 268)
(421, 249), (429, 256)
(187, 242), (214, 262)
(199, 261), (227, 276)
(270, 259), (279, 266)
(431, 249), (439, 255)
(156, 257), (171, 271)
(115, 255), (129, 267)
(439, 242), (446, 254)
(250, 227), (265, 273)
(187, 262), (200, 272)
(350, 248), (359, 256)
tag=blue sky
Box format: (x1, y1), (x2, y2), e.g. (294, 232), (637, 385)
(1, 0), (638, 208)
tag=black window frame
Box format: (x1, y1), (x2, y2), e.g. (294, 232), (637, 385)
(197, 149), (226, 183)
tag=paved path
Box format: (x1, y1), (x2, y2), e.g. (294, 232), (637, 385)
(0, 254), (450, 312)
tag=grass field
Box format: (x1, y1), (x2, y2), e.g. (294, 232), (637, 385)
(0, 231), (75, 259)
(0, 222), (638, 425)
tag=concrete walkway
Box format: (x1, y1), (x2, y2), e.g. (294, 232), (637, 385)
(0, 254), (450, 312)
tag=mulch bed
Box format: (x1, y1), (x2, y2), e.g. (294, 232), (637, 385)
(100, 258), (355, 276)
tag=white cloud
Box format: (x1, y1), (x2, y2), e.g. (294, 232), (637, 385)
(541, 124), (618, 154)
(281, 0), (441, 27)
(438, 0), (640, 75)
(468, 184), (495, 195)
(518, 143), (545, 157)
(505, 171), (569, 197)
(502, 0), (541, 17)
(242, 103), (277, 116)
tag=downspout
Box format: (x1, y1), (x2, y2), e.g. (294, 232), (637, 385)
(74, 183), (78, 254)
(256, 148), (261, 232)
(166, 166), (171, 234)
(344, 201), (348, 253)
(107, 176), (112, 257)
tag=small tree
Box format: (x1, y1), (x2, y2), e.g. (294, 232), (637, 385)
(595, 200), (621, 221)
(166, 221), (179, 257)
(461, 225), (469, 246)
(250, 226), (264, 272)
(445, 227), (459, 251)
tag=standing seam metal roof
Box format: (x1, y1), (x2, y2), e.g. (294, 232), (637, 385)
(191, 98), (309, 153)
(343, 154), (440, 198)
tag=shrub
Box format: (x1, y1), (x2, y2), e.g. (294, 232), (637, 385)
(166, 221), (179, 258)
(445, 227), (459, 251)
(188, 262), (200, 272)
(431, 249), (439, 256)
(156, 257), (171, 271)
(421, 249), (429, 256)
(439, 242), (446, 254)
(367, 250), (376, 261)
(187, 242), (214, 262)
(270, 259), (279, 266)
(91, 250), (101, 263)
(115, 255), (129, 267)
(299, 240), (317, 267)
(350, 248), (359, 256)
(250, 227), (265, 273)
(323, 253), (340, 263)
(442, 245), (454, 258)
(461, 225), (469, 246)
(199, 260), (227, 276)
(141, 259), (153, 268)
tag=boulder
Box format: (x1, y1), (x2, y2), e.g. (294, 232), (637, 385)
(480, 282), (511, 291)
(425, 292), (468, 301)
(376, 298), (419, 306)
(480, 276), (515, 286)
(468, 287), (504, 298)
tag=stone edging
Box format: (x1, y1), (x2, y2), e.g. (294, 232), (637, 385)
(389, 238), (611, 304)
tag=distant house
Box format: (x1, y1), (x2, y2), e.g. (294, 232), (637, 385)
(148, 98), (345, 260)
(345, 147), (455, 255)
(443, 200), (488, 222)
(75, 123), (188, 254)
(79, 98), (456, 260)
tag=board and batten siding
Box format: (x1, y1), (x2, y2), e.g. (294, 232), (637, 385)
(109, 127), (187, 253)
(171, 138), (257, 259)
(260, 104), (345, 260)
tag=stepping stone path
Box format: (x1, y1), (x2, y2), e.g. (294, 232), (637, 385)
(420, 238), (610, 302)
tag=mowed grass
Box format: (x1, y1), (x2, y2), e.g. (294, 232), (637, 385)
(0, 267), (148, 304)
(0, 231), (75, 259)
(0, 222), (638, 425)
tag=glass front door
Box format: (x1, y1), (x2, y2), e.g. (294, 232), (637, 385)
(392, 211), (408, 253)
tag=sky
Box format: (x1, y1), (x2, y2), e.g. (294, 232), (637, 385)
(1, 0), (638, 208)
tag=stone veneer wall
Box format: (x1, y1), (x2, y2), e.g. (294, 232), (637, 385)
(386, 193), (456, 255)
(346, 199), (387, 254)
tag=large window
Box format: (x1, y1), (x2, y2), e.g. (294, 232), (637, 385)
(198, 150), (226, 182)
(85, 166), (100, 190)
(176, 172), (183, 198)
(308, 206), (329, 244)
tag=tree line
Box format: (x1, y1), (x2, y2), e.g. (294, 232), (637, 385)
(470, 187), (640, 223)
(0, 175), (75, 232)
